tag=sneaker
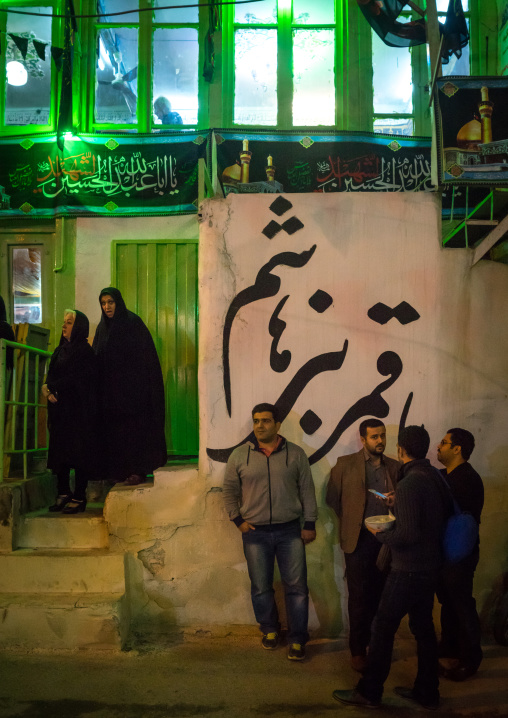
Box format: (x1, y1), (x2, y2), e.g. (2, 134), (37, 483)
(261, 632), (279, 650)
(287, 643), (305, 661)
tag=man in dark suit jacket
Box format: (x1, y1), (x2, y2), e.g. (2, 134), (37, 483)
(326, 418), (400, 672)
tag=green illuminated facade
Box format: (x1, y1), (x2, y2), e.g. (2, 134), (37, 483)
(0, 0), (499, 139)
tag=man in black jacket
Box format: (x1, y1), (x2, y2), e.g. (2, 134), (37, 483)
(333, 425), (448, 710)
(437, 427), (484, 681)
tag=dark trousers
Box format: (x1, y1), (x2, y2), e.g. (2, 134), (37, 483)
(357, 569), (440, 704)
(57, 466), (88, 502)
(344, 528), (386, 656)
(242, 520), (309, 645)
(437, 547), (482, 668)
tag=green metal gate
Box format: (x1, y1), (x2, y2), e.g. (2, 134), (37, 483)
(112, 240), (198, 458)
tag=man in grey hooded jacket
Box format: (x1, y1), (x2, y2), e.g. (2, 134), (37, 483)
(223, 403), (317, 661)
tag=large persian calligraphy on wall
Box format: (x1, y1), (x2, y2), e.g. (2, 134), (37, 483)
(0, 132), (206, 217)
(198, 193), (508, 509)
(214, 130), (432, 194)
(435, 76), (508, 186)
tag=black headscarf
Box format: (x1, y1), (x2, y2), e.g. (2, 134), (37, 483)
(51, 309), (91, 371)
(92, 287), (167, 479)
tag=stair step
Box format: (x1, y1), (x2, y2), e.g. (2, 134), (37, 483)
(0, 549), (125, 594)
(0, 592), (127, 650)
(16, 507), (109, 550)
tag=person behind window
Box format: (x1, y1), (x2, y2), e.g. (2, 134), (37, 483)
(153, 96), (183, 125)
(43, 310), (98, 514)
(0, 295), (15, 371)
(92, 287), (167, 486)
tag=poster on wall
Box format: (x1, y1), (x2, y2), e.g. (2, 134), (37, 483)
(0, 131), (206, 217)
(214, 130), (432, 195)
(434, 76), (508, 186)
(500, 2), (508, 75)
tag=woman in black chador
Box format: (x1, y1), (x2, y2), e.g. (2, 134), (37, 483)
(93, 287), (167, 485)
(43, 310), (98, 514)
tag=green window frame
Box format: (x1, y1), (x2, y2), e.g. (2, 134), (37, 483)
(0, 0), (61, 136)
(371, 0), (478, 137)
(82, 0), (206, 133)
(223, 0), (343, 130)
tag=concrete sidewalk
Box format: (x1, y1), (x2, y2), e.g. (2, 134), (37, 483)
(0, 634), (507, 718)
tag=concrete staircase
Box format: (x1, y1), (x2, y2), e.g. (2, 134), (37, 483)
(0, 503), (129, 651)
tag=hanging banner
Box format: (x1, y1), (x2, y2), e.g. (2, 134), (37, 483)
(214, 130), (432, 194)
(435, 76), (508, 186)
(0, 131), (206, 217)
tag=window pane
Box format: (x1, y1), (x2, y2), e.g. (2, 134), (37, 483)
(5, 7), (51, 125)
(153, 28), (198, 125)
(437, 0), (468, 10)
(153, 0), (198, 23)
(235, 0), (276, 24)
(293, 29), (334, 125)
(372, 32), (412, 114)
(95, 28), (138, 124)
(293, 0), (334, 24)
(97, 0), (139, 23)
(234, 29), (277, 125)
(12, 247), (42, 324)
(374, 117), (414, 136)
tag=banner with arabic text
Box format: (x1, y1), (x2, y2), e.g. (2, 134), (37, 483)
(0, 132), (207, 217)
(214, 130), (432, 194)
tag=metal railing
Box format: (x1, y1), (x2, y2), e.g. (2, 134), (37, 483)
(0, 339), (52, 482)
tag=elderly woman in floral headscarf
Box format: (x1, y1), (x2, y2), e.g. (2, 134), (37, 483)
(43, 309), (98, 513)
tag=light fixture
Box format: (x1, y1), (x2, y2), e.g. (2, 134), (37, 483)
(6, 61), (28, 86)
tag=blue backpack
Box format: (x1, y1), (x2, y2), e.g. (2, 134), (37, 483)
(431, 469), (479, 564)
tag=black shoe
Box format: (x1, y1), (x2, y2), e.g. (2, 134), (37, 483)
(49, 494), (72, 512)
(332, 689), (380, 709)
(394, 686), (439, 711)
(261, 632), (279, 650)
(287, 643), (305, 661)
(62, 499), (86, 514)
(441, 662), (479, 682)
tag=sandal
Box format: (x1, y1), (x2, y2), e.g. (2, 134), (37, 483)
(49, 494), (72, 512)
(62, 499), (86, 514)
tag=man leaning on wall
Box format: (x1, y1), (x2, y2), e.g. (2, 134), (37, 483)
(222, 403), (317, 661)
(326, 419), (399, 672)
(437, 427), (484, 681)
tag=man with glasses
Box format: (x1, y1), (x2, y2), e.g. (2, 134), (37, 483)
(437, 428), (484, 681)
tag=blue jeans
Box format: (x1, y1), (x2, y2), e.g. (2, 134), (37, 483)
(357, 569), (440, 704)
(242, 520), (309, 644)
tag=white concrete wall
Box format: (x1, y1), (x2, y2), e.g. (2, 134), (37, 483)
(75, 215), (198, 338)
(75, 195), (508, 638)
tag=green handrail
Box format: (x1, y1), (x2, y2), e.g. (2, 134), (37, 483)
(0, 339), (52, 483)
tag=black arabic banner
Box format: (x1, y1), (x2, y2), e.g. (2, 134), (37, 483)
(0, 132), (207, 217)
(214, 130), (432, 194)
(435, 76), (508, 186)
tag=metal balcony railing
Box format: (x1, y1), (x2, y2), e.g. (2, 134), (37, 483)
(0, 339), (51, 482)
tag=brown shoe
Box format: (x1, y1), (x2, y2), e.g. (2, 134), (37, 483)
(351, 654), (368, 673)
(119, 474), (146, 486)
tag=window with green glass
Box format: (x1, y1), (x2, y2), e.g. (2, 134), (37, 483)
(372, 1), (472, 137)
(93, 0), (200, 131)
(1, 2), (57, 133)
(232, 0), (336, 128)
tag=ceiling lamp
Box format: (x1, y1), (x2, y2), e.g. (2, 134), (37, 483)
(7, 61), (28, 86)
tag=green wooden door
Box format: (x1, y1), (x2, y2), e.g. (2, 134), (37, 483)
(112, 240), (198, 457)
